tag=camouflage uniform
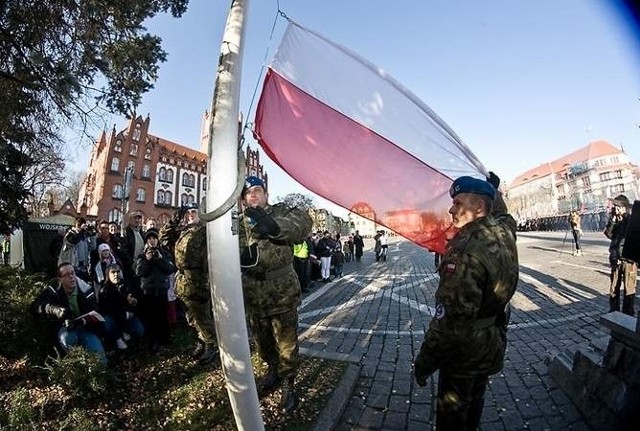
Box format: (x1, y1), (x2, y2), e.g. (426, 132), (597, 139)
(239, 203), (312, 379)
(160, 218), (216, 347)
(415, 192), (519, 430)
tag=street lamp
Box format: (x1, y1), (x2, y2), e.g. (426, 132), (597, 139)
(120, 166), (134, 234)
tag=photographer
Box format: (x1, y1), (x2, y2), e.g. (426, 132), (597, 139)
(57, 217), (97, 282)
(569, 210), (582, 256)
(136, 228), (176, 352)
(604, 194), (637, 315)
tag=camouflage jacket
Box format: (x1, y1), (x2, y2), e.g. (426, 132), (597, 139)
(418, 193), (519, 377)
(239, 203), (312, 317)
(159, 219), (208, 273)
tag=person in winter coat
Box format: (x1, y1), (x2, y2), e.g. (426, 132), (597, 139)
(31, 263), (107, 365)
(135, 228), (176, 351)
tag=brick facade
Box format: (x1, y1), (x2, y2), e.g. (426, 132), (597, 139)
(77, 114), (267, 228)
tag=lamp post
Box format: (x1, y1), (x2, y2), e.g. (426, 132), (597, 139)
(120, 166), (133, 234)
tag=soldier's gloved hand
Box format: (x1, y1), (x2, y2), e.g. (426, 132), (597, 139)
(487, 171), (500, 189)
(54, 307), (74, 320)
(244, 207), (281, 237)
(414, 350), (437, 387)
(240, 244), (259, 267)
(64, 319), (77, 330)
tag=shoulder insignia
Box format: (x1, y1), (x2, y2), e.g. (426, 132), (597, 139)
(435, 302), (446, 319)
(445, 262), (456, 273)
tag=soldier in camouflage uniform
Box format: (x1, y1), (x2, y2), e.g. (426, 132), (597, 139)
(239, 176), (312, 414)
(159, 202), (218, 364)
(414, 174), (519, 430)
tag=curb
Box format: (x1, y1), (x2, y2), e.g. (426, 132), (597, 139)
(300, 348), (361, 431)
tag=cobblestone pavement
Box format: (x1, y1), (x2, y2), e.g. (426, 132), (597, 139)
(298, 231), (628, 430)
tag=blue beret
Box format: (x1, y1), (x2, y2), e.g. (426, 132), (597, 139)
(449, 176), (496, 199)
(243, 176), (265, 194)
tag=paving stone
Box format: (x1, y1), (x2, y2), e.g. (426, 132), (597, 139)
(382, 411), (408, 430)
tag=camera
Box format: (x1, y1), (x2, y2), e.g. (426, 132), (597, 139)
(146, 247), (160, 258)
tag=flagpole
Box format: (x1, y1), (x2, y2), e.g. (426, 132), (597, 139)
(205, 1), (264, 429)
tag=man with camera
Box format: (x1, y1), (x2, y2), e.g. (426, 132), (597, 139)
(57, 217), (97, 282)
(135, 228), (176, 351)
(160, 202), (218, 364)
(604, 194), (637, 316)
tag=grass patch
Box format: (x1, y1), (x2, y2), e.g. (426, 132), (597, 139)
(0, 266), (349, 430)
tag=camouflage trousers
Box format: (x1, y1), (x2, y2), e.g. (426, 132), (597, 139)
(249, 308), (299, 379)
(436, 372), (489, 431)
(175, 273), (216, 346)
(609, 260), (637, 316)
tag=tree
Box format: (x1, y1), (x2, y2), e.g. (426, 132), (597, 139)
(275, 193), (315, 211)
(0, 0), (189, 233)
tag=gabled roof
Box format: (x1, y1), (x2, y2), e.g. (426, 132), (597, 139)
(510, 140), (622, 187)
(151, 135), (207, 164)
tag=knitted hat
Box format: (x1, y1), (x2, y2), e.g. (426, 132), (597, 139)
(144, 228), (159, 241)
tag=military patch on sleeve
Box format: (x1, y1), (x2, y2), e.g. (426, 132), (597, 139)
(435, 302), (446, 320)
(445, 263), (456, 273)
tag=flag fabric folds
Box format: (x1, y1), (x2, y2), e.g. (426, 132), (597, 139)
(253, 21), (487, 253)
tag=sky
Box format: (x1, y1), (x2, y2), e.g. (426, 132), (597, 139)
(67, 0), (640, 217)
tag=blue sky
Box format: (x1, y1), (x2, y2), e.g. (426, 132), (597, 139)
(68, 0), (640, 214)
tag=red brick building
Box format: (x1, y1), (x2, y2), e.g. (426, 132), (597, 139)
(77, 113), (268, 227)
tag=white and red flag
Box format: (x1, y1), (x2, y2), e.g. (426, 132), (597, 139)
(253, 21), (487, 253)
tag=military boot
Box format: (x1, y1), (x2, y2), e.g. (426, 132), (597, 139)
(279, 376), (298, 414)
(257, 368), (282, 398)
(198, 345), (220, 366)
(622, 294), (635, 316)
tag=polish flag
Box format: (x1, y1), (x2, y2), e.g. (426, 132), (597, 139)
(254, 21), (487, 253)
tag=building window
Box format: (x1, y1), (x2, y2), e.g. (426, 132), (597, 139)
(142, 164), (150, 179)
(202, 176), (207, 191)
(582, 177), (591, 187)
(611, 184), (625, 194)
(130, 144), (138, 156)
(158, 167), (166, 182)
(180, 193), (195, 205)
(133, 124), (141, 141)
(166, 168), (174, 182)
(614, 170), (622, 179)
(610, 156), (619, 164)
(157, 190), (173, 206)
(127, 160), (135, 172)
(108, 208), (123, 224)
(144, 146), (152, 160)
(190, 174), (196, 187)
(114, 140), (122, 153)
(112, 184), (123, 199)
(111, 157), (120, 172)
(599, 172), (611, 181)
(182, 172), (189, 186)
(136, 188), (146, 202)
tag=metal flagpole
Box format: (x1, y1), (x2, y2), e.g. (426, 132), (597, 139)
(204, 0), (264, 429)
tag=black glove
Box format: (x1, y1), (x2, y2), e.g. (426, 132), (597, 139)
(240, 244), (259, 266)
(64, 319), (76, 330)
(244, 207), (281, 237)
(487, 171), (500, 189)
(413, 350), (437, 387)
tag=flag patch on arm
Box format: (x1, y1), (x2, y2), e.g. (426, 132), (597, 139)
(445, 263), (456, 273)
